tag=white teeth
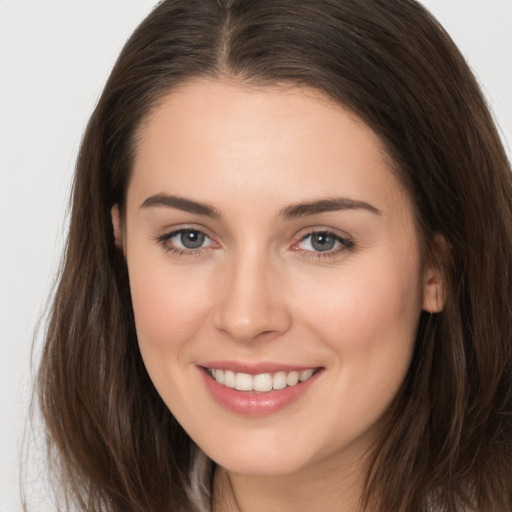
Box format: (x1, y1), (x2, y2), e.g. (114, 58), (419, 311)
(235, 372), (253, 391)
(253, 373), (273, 392)
(224, 370), (235, 389)
(209, 367), (318, 392)
(272, 371), (287, 390)
(286, 371), (300, 386)
(214, 369), (225, 385)
(299, 369), (314, 382)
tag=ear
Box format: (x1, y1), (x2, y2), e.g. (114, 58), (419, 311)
(422, 234), (447, 313)
(111, 204), (124, 250)
(422, 266), (444, 313)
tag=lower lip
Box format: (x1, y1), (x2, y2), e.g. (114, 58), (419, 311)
(199, 368), (323, 417)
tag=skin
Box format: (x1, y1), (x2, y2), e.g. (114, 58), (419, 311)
(113, 79), (442, 512)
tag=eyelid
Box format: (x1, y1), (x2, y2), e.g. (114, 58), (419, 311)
(294, 226), (353, 243)
(155, 224), (220, 255)
(156, 222), (215, 240)
(290, 227), (355, 256)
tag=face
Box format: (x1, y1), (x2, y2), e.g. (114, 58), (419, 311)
(116, 80), (438, 478)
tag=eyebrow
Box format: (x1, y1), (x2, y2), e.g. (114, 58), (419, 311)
(140, 193), (221, 218)
(279, 197), (381, 219)
(140, 193), (381, 219)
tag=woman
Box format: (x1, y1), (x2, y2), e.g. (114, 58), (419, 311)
(37, 0), (512, 511)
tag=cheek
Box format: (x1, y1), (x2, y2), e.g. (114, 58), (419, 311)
(127, 257), (218, 422)
(296, 250), (423, 394)
(127, 253), (213, 366)
(300, 258), (421, 335)
(289, 257), (423, 450)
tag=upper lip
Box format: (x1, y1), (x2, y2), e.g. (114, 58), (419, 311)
(199, 361), (322, 375)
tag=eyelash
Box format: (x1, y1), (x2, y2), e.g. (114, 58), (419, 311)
(293, 230), (355, 259)
(156, 227), (355, 259)
(156, 228), (217, 258)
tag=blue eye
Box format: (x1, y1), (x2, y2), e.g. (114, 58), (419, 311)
(158, 228), (216, 254)
(296, 231), (354, 254)
(308, 232), (336, 251)
(176, 229), (206, 249)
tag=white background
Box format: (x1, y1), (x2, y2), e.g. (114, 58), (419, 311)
(0, 1), (511, 511)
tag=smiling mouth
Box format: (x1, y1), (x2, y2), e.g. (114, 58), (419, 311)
(205, 367), (321, 393)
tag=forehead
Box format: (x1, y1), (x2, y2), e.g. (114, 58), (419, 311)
(128, 79), (412, 219)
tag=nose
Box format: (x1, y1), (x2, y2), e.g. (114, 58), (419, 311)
(213, 250), (292, 342)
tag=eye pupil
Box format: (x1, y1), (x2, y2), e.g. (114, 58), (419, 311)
(311, 232), (336, 251)
(180, 230), (205, 249)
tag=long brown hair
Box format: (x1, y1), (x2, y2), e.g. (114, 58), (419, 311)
(37, 1), (512, 511)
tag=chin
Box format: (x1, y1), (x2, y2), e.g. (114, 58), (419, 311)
(210, 451), (310, 477)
